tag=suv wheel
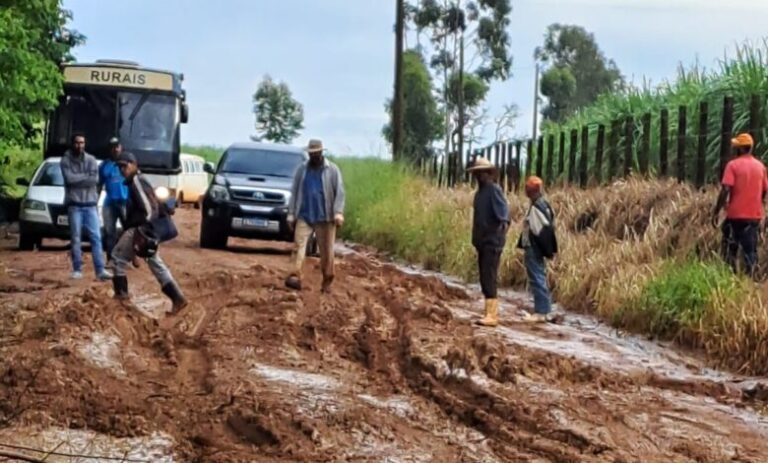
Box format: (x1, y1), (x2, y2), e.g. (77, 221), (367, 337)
(18, 232), (41, 251)
(200, 218), (228, 249)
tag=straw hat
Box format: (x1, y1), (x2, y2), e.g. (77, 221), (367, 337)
(305, 139), (324, 154)
(467, 157), (496, 172)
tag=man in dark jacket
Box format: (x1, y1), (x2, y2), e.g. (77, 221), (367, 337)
(112, 152), (187, 314)
(61, 133), (111, 281)
(518, 176), (557, 323)
(468, 157), (510, 327)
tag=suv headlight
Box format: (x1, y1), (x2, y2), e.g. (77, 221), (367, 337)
(208, 184), (230, 201)
(23, 199), (46, 211)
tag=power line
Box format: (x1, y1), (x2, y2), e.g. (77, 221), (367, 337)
(0, 442), (150, 462)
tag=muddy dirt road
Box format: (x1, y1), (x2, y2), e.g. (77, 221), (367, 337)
(1, 209), (768, 462)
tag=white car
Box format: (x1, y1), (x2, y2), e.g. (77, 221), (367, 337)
(16, 157), (113, 250)
(177, 153), (211, 207)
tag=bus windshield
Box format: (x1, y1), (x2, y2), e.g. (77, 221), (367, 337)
(117, 92), (177, 154)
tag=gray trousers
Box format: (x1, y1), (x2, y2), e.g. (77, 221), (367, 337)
(112, 228), (175, 287)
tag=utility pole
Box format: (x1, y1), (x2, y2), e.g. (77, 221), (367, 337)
(531, 62), (540, 140)
(392, 0), (405, 162)
(457, 32), (465, 178)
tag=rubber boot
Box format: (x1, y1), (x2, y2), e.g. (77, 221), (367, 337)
(476, 299), (499, 327)
(162, 281), (188, 315)
(112, 276), (129, 301)
(285, 274), (302, 291)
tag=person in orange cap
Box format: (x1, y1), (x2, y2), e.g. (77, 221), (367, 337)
(467, 157), (510, 327)
(712, 133), (768, 278)
(517, 176), (558, 323)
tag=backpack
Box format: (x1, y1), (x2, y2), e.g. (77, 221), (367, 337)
(519, 201), (558, 259)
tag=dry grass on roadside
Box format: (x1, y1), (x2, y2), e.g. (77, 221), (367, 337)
(339, 158), (768, 374)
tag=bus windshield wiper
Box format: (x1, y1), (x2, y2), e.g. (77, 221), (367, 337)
(128, 92), (152, 135)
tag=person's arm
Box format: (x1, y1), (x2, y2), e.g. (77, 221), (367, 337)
(287, 165), (303, 225)
(713, 163), (735, 227)
(332, 165), (346, 221)
(491, 184), (510, 233)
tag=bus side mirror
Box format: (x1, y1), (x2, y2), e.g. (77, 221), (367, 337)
(181, 103), (189, 124)
(16, 177), (29, 187)
(204, 162), (215, 174)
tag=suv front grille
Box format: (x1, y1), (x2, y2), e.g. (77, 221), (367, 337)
(230, 188), (286, 205)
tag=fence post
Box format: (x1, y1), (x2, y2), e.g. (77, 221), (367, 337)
(536, 136), (544, 177)
(499, 143), (506, 188)
(750, 94), (761, 155)
(609, 120), (620, 180)
(525, 139), (534, 180)
(660, 108), (669, 177)
(579, 126), (589, 188)
(515, 141), (522, 191)
(546, 134), (555, 184)
(624, 116), (634, 177)
(558, 132), (566, 183)
(720, 96), (734, 181)
(696, 101), (708, 188)
(505, 142), (513, 192)
(595, 124), (605, 185)
(677, 105), (687, 183)
(640, 113), (651, 176)
(568, 129), (578, 184)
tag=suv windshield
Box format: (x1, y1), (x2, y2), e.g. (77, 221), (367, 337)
(34, 163), (65, 187)
(219, 148), (304, 178)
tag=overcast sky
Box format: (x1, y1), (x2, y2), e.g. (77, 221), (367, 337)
(63, 0), (768, 157)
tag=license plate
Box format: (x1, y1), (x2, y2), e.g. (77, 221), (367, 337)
(244, 218), (268, 228)
(57, 215), (69, 226)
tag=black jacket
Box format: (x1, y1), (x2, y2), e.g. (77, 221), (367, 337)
(124, 174), (162, 230)
(472, 182), (510, 249)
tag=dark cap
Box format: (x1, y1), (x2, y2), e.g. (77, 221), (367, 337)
(116, 152), (137, 165)
(108, 137), (120, 146)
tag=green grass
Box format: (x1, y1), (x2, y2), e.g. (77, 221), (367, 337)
(536, 40), (768, 184)
(1, 145), (40, 197)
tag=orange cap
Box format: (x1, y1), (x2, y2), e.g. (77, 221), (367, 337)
(525, 176), (543, 190)
(731, 133), (754, 148)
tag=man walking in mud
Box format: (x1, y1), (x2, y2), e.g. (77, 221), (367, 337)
(712, 133), (768, 278)
(285, 139), (345, 293)
(518, 176), (558, 323)
(112, 152), (188, 313)
(61, 133), (112, 281)
(467, 157), (509, 327)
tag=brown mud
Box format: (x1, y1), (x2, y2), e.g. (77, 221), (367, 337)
(1, 209), (768, 462)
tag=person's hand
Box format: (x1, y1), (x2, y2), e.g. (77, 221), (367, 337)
(711, 212), (721, 229)
(334, 213), (345, 228)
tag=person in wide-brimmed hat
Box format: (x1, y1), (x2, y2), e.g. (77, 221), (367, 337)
(468, 157), (509, 327)
(285, 139), (346, 293)
(712, 132), (768, 278)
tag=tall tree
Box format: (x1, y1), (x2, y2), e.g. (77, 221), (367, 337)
(0, 0), (84, 148)
(383, 50), (443, 163)
(407, 0), (513, 157)
(536, 24), (623, 122)
(251, 76), (304, 143)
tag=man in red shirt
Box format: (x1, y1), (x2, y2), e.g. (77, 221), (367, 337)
(712, 133), (768, 277)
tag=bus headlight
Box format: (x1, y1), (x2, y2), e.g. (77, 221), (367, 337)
(155, 186), (170, 201)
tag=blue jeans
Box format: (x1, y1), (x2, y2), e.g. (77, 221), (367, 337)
(102, 203), (125, 257)
(524, 246), (552, 314)
(68, 206), (105, 274)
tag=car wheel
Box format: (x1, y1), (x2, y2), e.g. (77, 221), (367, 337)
(18, 232), (41, 251)
(199, 218), (228, 249)
(306, 231), (319, 257)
